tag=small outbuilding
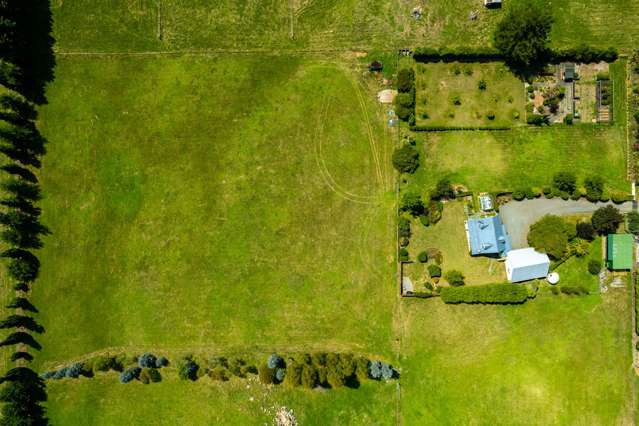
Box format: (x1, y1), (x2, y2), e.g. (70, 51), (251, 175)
(465, 215), (512, 257)
(479, 195), (493, 212)
(505, 248), (550, 282)
(606, 234), (634, 271)
(562, 62), (576, 82)
(484, 0), (502, 8)
(402, 276), (415, 296)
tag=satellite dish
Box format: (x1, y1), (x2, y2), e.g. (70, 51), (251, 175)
(547, 272), (560, 285)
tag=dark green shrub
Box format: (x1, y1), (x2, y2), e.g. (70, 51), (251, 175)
(392, 145), (420, 174)
(584, 176), (604, 201)
(400, 192), (425, 216)
(445, 270), (465, 286)
(399, 237), (409, 247)
(628, 211), (639, 235)
(591, 205), (623, 235)
(398, 217), (411, 238)
(119, 367), (141, 384)
(399, 248), (409, 262)
(397, 68), (415, 93)
(576, 222), (595, 241)
(552, 172), (577, 194)
(588, 259), (602, 275)
(431, 178), (455, 200)
(441, 283), (530, 304)
(417, 251), (428, 263)
(419, 214), (430, 227)
(564, 114), (573, 124)
(428, 264), (442, 278)
(527, 215), (575, 259)
(301, 365), (318, 388)
(512, 189), (525, 201)
(177, 356), (199, 381)
(611, 192), (630, 204)
(478, 79), (487, 90)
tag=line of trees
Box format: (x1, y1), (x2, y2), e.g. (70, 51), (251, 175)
(0, 1), (55, 424)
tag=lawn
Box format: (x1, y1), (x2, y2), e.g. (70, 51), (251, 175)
(400, 289), (635, 425)
(414, 62), (526, 128)
(44, 375), (397, 425)
(404, 201), (507, 286)
(405, 125), (628, 194)
(33, 55), (396, 372)
(50, 1), (639, 53)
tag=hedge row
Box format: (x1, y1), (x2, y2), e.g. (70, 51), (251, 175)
(440, 283), (530, 304)
(412, 46), (618, 64)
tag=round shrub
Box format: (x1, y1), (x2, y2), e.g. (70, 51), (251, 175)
(588, 259), (602, 275)
(591, 205), (623, 235)
(392, 145), (420, 174)
(400, 237), (409, 247)
(428, 264), (442, 278)
(444, 270), (465, 286)
(478, 80), (487, 90)
(486, 111), (496, 120)
(527, 215), (575, 259)
(419, 214), (430, 227)
(512, 189), (525, 201)
(570, 190), (581, 201)
(399, 248), (409, 262)
(138, 353), (157, 369)
(368, 361), (382, 380)
(267, 353), (284, 369)
(417, 251), (428, 263)
(611, 192), (629, 204)
(576, 222), (595, 241)
(177, 357), (199, 381)
(381, 363), (395, 380)
(119, 367), (141, 384)
(155, 356), (169, 368)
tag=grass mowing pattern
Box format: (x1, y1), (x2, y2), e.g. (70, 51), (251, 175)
(34, 55), (395, 364)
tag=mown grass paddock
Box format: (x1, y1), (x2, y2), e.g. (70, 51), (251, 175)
(414, 62), (526, 128)
(32, 54), (399, 423)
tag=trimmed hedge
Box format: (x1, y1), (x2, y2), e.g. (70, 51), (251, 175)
(440, 283), (530, 304)
(412, 46), (618, 64)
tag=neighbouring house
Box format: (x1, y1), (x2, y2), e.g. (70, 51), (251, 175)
(505, 248), (550, 282)
(465, 215), (512, 257)
(402, 276), (414, 296)
(561, 63), (576, 82)
(369, 61), (383, 72)
(606, 234), (634, 271)
(484, 0), (502, 8)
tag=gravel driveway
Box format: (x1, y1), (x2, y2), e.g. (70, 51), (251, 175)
(500, 199), (634, 248)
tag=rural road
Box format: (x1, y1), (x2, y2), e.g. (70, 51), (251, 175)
(500, 198), (634, 248)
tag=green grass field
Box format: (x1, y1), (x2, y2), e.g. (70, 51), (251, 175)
(415, 62), (526, 128)
(405, 125), (628, 194)
(401, 289), (635, 425)
(34, 55), (396, 362)
(51, 0), (639, 53)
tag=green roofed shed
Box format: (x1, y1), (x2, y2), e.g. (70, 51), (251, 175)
(606, 234), (634, 270)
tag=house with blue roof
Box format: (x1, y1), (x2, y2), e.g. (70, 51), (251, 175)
(465, 215), (512, 257)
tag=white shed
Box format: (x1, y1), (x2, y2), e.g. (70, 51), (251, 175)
(505, 248), (550, 282)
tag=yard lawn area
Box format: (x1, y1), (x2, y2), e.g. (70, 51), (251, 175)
(554, 236), (602, 294)
(405, 125), (628, 194)
(33, 55), (396, 367)
(44, 375), (396, 425)
(406, 201), (506, 286)
(414, 62), (525, 128)
(400, 289), (635, 424)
